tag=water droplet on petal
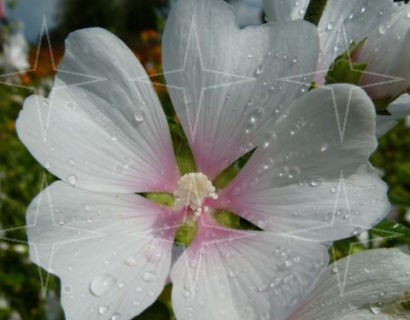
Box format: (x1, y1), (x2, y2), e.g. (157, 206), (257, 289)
(43, 161), (50, 169)
(68, 175), (77, 186)
(111, 313), (121, 320)
(255, 65), (263, 76)
(89, 274), (117, 297)
(309, 177), (322, 187)
(134, 109), (145, 123)
(124, 257), (137, 266)
(369, 302), (383, 314)
(98, 306), (109, 315)
(142, 271), (155, 283)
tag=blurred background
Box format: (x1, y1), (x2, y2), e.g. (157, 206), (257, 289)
(0, 0), (409, 319)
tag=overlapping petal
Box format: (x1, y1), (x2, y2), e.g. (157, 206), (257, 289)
(288, 249), (410, 320)
(171, 214), (328, 320)
(217, 84), (389, 241)
(317, 0), (410, 93)
(162, 0), (319, 180)
(26, 182), (182, 320)
(17, 28), (180, 194)
(265, 0), (410, 98)
(263, 0), (309, 22)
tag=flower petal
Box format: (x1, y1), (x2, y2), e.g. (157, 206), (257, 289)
(263, 0), (309, 22)
(162, 0), (319, 179)
(376, 94), (410, 137)
(316, 0), (410, 92)
(288, 249), (410, 320)
(217, 84), (389, 241)
(171, 214), (328, 320)
(16, 28), (179, 193)
(26, 181), (182, 320)
(356, 9), (410, 99)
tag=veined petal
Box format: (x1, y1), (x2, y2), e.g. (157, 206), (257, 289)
(171, 214), (328, 320)
(316, 0), (409, 90)
(26, 181), (182, 320)
(16, 28), (179, 193)
(288, 249), (410, 320)
(376, 94), (410, 137)
(162, 0), (319, 179)
(217, 84), (389, 241)
(357, 8), (410, 99)
(263, 0), (309, 22)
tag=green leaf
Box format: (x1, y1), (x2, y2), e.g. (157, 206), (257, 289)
(144, 193), (174, 207)
(325, 39), (367, 86)
(397, 163), (410, 183)
(372, 220), (410, 244)
(389, 186), (410, 206)
(174, 221), (197, 247)
(214, 209), (241, 229)
(213, 164), (239, 189)
(373, 96), (395, 114)
(134, 300), (170, 320)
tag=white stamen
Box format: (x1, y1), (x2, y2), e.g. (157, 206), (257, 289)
(174, 172), (217, 216)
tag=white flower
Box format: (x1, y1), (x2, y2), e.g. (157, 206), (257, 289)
(263, 0), (410, 135)
(3, 30), (30, 72)
(16, 0), (389, 319)
(287, 248), (410, 320)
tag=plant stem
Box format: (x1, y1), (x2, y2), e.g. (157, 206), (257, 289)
(304, 0), (327, 26)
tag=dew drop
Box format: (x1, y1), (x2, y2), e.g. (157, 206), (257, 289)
(369, 302), (382, 314)
(68, 175), (77, 186)
(111, 313), (121, 320)
(43, 161), (50, 169)
(352, 227), (361, 236)
(326, 23), (333, 31)
(124, 257), (137, 266)
(255, 65), (263, 76)
(142, 271), (155, 283)
(134, 109), (145, 123)
(320, 143), (328, 152)
(330, 187), (337, 193)
(309, 177), (322, 187)
(98, 306), (109, 315)
(360, 7), (366, 13)
(89, 274), (117, 297)
(247, 54), (253, 59)
(183, 288), (191, 298)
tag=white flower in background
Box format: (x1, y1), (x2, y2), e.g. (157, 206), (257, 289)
(3, 29), (30, 72)
(16, 0), (390, 319)
(287, 248), (410, 320)
(263, 0), (410, 135)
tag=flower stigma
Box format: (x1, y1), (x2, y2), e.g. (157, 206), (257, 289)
(173, 172), (218, 220)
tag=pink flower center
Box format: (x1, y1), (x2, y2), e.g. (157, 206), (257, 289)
(173, 172), (218, 219)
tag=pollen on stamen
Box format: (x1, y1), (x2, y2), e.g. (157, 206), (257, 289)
(173, 172), (218, 217)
